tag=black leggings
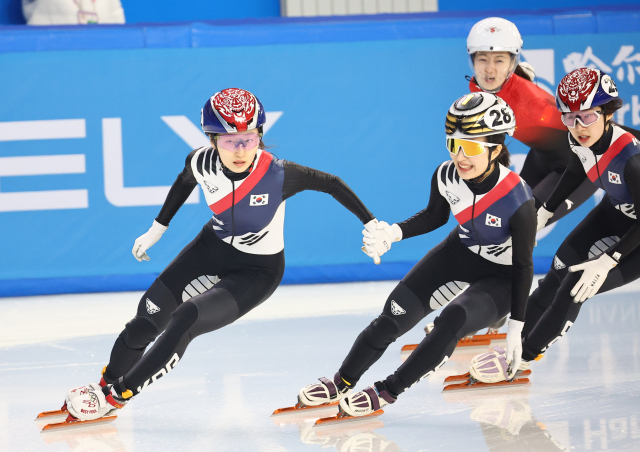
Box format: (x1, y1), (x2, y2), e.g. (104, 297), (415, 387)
(104, 222), (284, 394)
(520, 148), (596, 223)
(338, 230), (513, 396)
(522, 197), (640, 361)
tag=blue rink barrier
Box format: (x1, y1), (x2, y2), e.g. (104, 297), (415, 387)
(1, 8), (639, 297)
(0, 257), (554, 297)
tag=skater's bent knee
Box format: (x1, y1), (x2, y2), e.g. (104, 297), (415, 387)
(121, 316), (159, 350)
(434, 304), (467, 336)
(169, 301), (200, 330)
(363, 314), (399, 349)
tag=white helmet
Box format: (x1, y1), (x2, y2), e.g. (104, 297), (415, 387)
(467, 18), (523, 93)
(467, 17), (523, 55)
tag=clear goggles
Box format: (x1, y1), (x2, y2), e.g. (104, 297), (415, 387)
(215, 132), (261, 152)
(561, 110), (602, 128)
(446, 138), (498, 157)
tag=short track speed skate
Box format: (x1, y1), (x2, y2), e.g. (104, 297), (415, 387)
(37, 382), (128, 432)
(443, 346), (531, 392)
(272, 373), (351, 421)
(314, 382), (394, 426)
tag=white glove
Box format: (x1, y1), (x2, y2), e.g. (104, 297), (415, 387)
(568, 252), (619, 303)
(505, 319), (524, 380)
(536, 205), (554, 232)
(361, 220), (402, 265)
(132, 220), (168, 262)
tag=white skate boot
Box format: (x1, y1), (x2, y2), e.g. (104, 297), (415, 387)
(299, 372), (352, 407)
(272, 372), (352, 418)
(337, 382), (395, 418)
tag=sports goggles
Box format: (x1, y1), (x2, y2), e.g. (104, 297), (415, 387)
(561, 110), (602, 128)
(446, 138), (498, 157)
(215, 133), (261, 151)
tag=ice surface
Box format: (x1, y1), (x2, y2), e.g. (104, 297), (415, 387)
(1, 279), (640, 452)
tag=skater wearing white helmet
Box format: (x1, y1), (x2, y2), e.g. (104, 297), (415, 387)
(286, 93), (536, 420)
(467, 17), (640, 223)
(42, 88), (379, 428)
(467, 68), (640, 386)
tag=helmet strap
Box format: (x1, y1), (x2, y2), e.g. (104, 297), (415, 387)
(469, 152), (496, 184)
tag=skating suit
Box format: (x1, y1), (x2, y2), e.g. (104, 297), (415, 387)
(338, 162), (536, 396)
(522, 124), (640, 360)
(470, 74), (599, 221)
(104, 148), (374, 394)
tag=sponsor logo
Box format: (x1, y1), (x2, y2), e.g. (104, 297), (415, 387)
(608, 171), (622, 184)
(137, 353), (180, 393)
(203, 180), (218, 193)
(445, 190), (460, 205)
(250, 194), (269, 206)
(146, 298), (161, 314)
(390, 300), (406, 315)
(485, 213), (501, 227)
(565, 199), (574, 210)
(553, 256), (566, 270)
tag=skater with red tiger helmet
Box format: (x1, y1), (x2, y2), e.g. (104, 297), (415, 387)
(44, 88), (379, 427)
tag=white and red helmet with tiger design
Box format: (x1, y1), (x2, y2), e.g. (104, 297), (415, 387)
(556, 68), (619, 113)
(201, 88), (266, 134)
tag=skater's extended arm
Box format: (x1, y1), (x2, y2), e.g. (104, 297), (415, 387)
(155, 150), (199, 227)
(282, 161), (374, 223)
(508, 200), (537, 321)
(544, 151), (587, 213)
(606, 154), (640, 260)
(397, 170), (451, 239)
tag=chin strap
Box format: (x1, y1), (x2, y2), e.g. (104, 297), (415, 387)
(469, 155), (496, 184)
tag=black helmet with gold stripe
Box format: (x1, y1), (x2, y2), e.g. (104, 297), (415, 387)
(445, 92), (515, 139)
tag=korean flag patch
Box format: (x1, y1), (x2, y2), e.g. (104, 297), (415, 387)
(485, 213), (501, 227)
(608, 171), (622, 184)
(250, 194), (269, 206)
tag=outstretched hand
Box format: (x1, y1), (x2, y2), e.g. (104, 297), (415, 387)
(132, 220), (168, 262)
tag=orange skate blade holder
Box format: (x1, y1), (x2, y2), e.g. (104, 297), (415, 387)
(443, 369), (531, 384)
(41, 415), (117, 432)
(35, 409), (69, 420)
(314, 409), (384, 426)
(443, 377), (530, 392)
(272, 401), (339, 416)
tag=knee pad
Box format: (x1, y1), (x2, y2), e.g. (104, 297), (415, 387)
(168, 301), (200, 333)
(433, 304), (467, 340)
(363, 314), (400, 350)
(120, 316), (159, 350)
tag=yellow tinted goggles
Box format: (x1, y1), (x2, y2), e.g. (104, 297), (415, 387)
(446, 138), (498, 157)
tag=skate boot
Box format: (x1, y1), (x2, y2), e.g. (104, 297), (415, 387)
(299, 372), (352, 407)
(335, 382), (395, 419)
(272, 372), (352, 418)
(443, 348), (531, 392)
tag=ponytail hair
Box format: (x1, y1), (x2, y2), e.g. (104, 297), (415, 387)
(486, 133), (511, 168)
(514, 63), (535, 82)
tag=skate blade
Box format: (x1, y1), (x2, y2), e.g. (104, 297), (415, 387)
(35, 409), (69, 421)
(271, 401), (339, 416)
(41, 415), (117, 432)
(314, 409), (384, 427)
(443, 370), (531, 384)
(442, 378), (530, 392)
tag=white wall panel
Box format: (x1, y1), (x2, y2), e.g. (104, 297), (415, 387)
(347, 0), (363, 14)
(282, 0), (437, 16)
(332, 0), (348, 15)
(301, 0), (318, 16)
(378, 0), (393, 13)
(392, 0), (407, 13)
(317, 0), (333, 16)
(363, 0), (377, 14)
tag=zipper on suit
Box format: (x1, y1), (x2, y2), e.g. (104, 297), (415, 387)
(231, 180), (236, 245)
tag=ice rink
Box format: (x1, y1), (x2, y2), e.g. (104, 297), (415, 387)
(2, 278), (640, 452)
